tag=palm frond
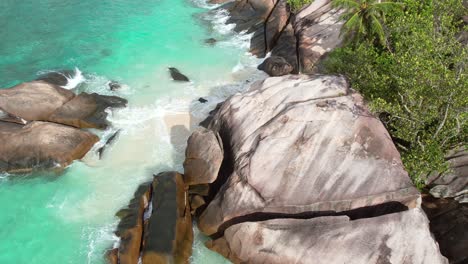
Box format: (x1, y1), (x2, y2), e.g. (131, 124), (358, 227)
(332, 0), (360, 9)
(370, 14), (387, 46)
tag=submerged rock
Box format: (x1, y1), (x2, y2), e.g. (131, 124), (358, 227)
(208, 209), (447, 264)
(198, 97), (208, 103)
(0, 121), (98, 173)
(108, 172), (193, 264)
(48, 93), (127, 129)
(168, 67), (190, 82)
(197, 75), (420, 235)
(204, 38), (217, 45)
(258, 56), (293, 76)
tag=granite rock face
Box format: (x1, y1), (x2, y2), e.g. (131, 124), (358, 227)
(426, 147), (467, 203)
(207, 209), (447, 264)
(0, 121), (98, 173)
(220, 0), (343, 74)
(48, 92), (127, 129)
(198, 75), (420, 235)
(108, 172), (193, 264)
(183, 128), (224, 186)
(0, 79), (127, 173)
(293, 0), (344, 73)
(0, 81), (74, 121)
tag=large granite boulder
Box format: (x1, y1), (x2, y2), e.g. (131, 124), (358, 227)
(183, 128), (224, 186)
(422, 194), (468, 264)
(0, 121), (98, 173)
(48, 93), (127, 129)
(0, 81), (126, 129)
(293, 0), (344, 73)
(0, 81), (74, 121)
(197, 75), (420, 236)
(207, 209), (447, 264)
(270, 23), (299, 72)
(108, 172), (193, 264)
(426, 147), (467, 203)
(225, 0), (277, 33)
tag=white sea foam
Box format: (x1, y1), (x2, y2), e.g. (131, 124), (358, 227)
(62, 67), (86, 89)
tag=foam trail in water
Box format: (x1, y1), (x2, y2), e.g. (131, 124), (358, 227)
(63, 67), (86, 89)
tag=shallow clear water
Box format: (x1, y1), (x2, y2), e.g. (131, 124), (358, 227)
(0, 0), (264, 263)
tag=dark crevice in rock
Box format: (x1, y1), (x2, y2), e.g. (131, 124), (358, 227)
(204, 121), (235, 205)
(263, 0), (281, 54)
(211, 201), (409, 239)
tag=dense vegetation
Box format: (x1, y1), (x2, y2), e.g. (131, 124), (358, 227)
(324, 0), (467, 188)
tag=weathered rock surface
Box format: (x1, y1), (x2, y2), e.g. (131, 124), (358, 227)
(115, 183), (152, 264)
(0, 81), (75, 121)
(293, 0), (344, 73)
(142, 172), (193, 264)
(207, 209), (447, 264)
(0, 121), (98, 173)
(0, 81), (126, 129)
(36, 70), (76, 86)
(422, 194), (468, 264)
(225, 0), (276, 34)
(183, 128), (224, 186)
(197, 75), (420, 236)
(426, 147), (467, 203)
(258, 56), (294, 76)
(108, 172), (193, 264)
(48, 93), (127, 129)
(220, 0), (342, 73)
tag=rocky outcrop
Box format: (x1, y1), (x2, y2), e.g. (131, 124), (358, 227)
(0, 81), (75, 122)
(212, 0), (342, 72)
(183, 128), (224, 185)
(197, 75), (420, 235)
(207, 209), (447, 264)
(183, 74), (447, 263)
(0, 121), (98, 173)
(109, 172), (193, 264)
(0, 79), (127, 173)
(293, 0), (343, 73)
(220, 0), (343, 74)
(426, 147), (467, 203)
(0, 81), (127, 129)
(48, 93), (127, 129)
(422, 194), (468, 264)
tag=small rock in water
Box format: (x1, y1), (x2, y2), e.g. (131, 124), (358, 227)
(108, 81), (121, 91)
(204, 38), (217, 45)
(101, 49), (112, 57)
(97, 130), (121, 159)
(168, 67), (190, 82)
(198, 97), (208, 103)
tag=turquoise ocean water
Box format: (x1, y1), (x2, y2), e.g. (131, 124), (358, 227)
(0, 0), (263, 263)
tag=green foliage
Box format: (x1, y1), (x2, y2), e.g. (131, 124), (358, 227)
(324, 0), (468, 188)
(332, 0), (404, 47)
(287, 0), (313, 12)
